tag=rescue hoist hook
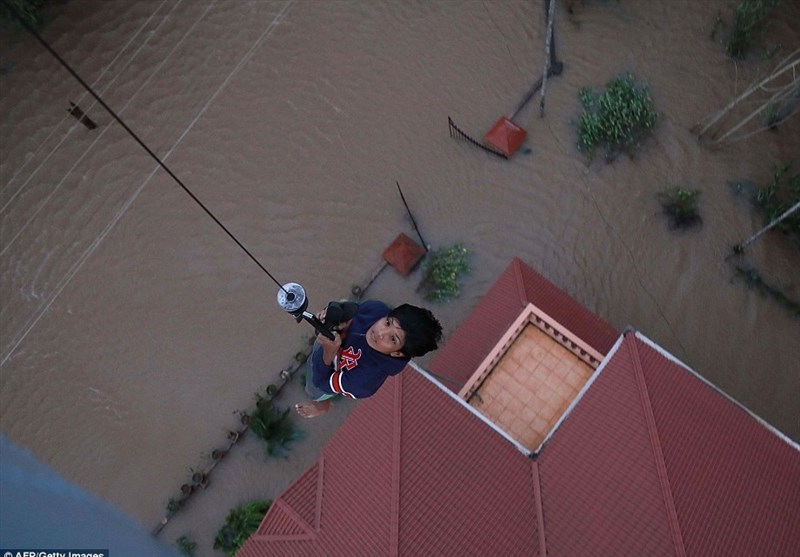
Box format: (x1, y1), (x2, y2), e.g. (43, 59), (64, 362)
(276, 283), (336, 340)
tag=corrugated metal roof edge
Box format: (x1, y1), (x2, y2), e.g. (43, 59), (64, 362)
(624, 333), (687, 557)
(534, 334), (625, 454)
(409, 361), (534, 457)
(631, 329), (800, 452)
(510, 257), (531, 306)
(531, 461), (548, 556)
(389, 370), (403, 557)
(249, 457), (324, 543)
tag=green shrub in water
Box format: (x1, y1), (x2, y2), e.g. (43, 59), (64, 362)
(247, 394), (304, 457)
(577, 73), (658, 161)
(657, 187), (702, 229)
(726, 0), (780, 59)
(419, 244), (470, 302)
(213, 500), (271, 557)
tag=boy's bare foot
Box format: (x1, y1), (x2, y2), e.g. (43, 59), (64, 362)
(295, 399), (332, 418)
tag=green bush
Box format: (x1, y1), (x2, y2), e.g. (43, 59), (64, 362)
(419, 244), (470, 302)
(657, 187), (702, 229)
(247, 394), (303, 457)
(726, 0), (780, 59)
(577, 73), (658, 161)
(213, 500), (271, 557)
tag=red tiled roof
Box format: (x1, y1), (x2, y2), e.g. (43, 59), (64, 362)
(241, 259), (800, 557)
(540, 332), (800, 556)
(240, 369), (542, 557)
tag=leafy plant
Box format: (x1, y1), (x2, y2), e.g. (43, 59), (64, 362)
(213, 500), (272, 557)
(657, 187), (702, 229)
(175, 535), (197, 557)
(247, 394), (303, 457)
(577, 73), (658, 161)
(419, 244), (470, 302)
(726, 0), (780, 59)
(754, 162), (799, 239)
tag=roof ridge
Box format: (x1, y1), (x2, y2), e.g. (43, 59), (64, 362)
(389, 374), (403, 556)
(313, 455), (324, 532)
(531, 461), (547, 556)
(253, 459), (324, 542)
(256, 499), (315, 542)
(511, 257), (529, 305)
(633, 331), (800, 452)
(625, 333), (686, 557)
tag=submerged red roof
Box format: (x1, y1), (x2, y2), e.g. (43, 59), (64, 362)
(241, 259), (800, 557)
(484, 116), (528, 157)
(382, 233), (426, 277)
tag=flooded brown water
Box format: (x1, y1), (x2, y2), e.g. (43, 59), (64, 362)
(2, 0), (798, 552)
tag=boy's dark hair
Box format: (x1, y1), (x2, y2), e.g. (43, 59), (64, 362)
(388, 304), (443, 358)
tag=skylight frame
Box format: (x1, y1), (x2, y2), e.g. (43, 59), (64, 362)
(458, 303), (604, 401)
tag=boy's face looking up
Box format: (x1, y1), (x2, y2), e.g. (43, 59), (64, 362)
(366, 316), (406, 357)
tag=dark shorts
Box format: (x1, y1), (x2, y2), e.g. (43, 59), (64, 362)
(305, 342), (340, 402)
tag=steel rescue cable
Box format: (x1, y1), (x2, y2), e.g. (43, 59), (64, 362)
(3, 0), (288, 294)
(9, 7), (468, 529)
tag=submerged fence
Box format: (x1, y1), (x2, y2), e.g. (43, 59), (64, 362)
(448, 116), (508, 160)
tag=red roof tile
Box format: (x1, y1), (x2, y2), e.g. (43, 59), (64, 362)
(242, 369), (542, 557)
(634, 334), (800, 556)
(241, 260), (800, 557)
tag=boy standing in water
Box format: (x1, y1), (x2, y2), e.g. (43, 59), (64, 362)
(295, 300), (442, 418)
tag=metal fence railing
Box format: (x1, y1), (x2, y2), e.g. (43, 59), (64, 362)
(448, 116), (508, 160)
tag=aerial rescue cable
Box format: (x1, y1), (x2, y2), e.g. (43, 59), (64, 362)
(4, 0), (331, 338)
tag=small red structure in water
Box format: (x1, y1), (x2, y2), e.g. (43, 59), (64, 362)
(382, 233), (426, 276)
(484, 116), (527, 157)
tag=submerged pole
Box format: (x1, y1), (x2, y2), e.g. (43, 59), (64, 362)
(733, 200), (800, 254)
(396, 181), (429, 250)
(539, 0), (557, 117)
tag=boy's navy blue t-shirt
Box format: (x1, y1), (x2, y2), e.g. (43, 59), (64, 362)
(311, 300), (409, 399)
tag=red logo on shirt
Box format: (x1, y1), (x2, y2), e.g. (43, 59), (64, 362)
(338, 347), (362, 371)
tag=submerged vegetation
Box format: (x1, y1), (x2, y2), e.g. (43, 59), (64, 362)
(734, 265), (800, 318)
(731, 162), (800, 245)
(725, 0), (780, 59)
(577, 73), (658, 161)
(657, 187), (702, 229)
(214, 500), (272, 557)
(419, 244), (470, 302)
(728, 162), (798, 318)
(693, 49), (798, 145)
(247, 393), (303, 457)
(175, 535), (197, 557)
(753, 162), (800, 239)
(0, 0), (45, 29)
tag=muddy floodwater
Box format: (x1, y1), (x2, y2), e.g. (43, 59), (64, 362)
(1, 0), (798, 553)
